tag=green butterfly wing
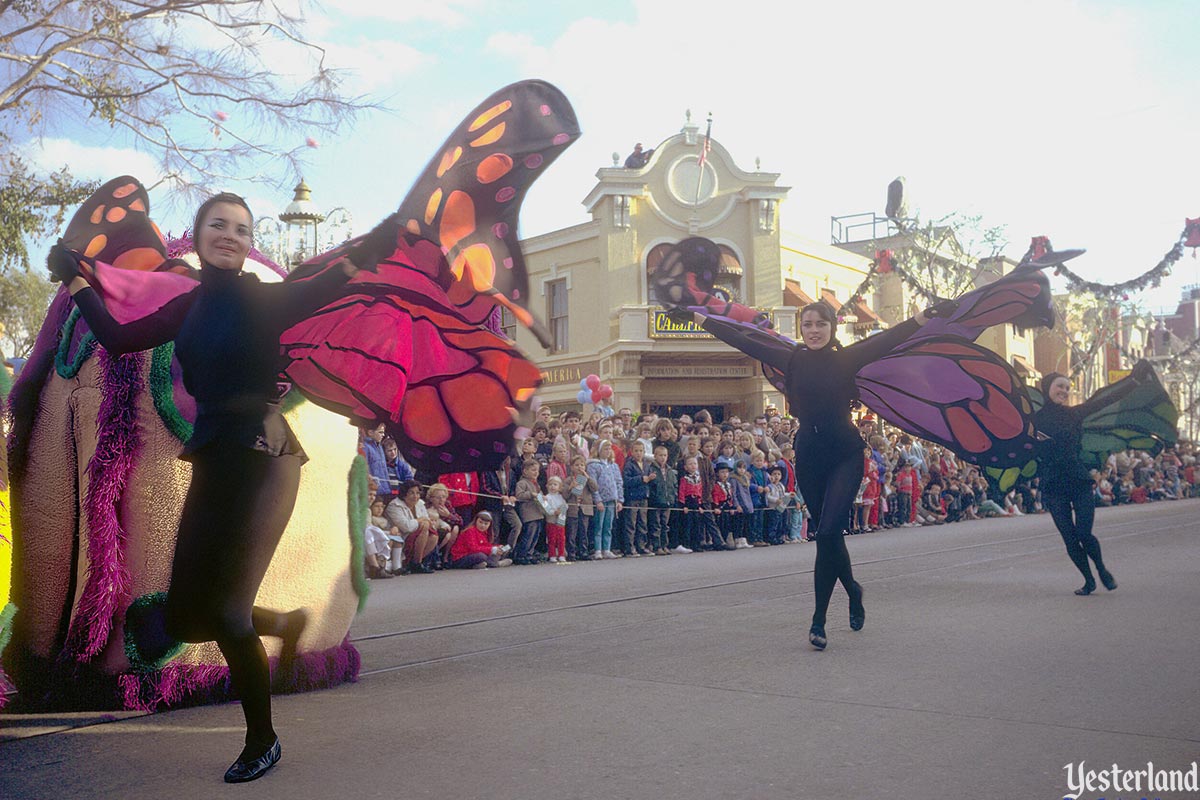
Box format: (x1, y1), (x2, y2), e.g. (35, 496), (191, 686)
(1078, 373), (1178, 470)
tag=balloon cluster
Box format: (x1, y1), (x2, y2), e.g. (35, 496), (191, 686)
(575, 374), (614, 416)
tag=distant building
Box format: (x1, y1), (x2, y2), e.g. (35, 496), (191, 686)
(511, 114), (882, 420)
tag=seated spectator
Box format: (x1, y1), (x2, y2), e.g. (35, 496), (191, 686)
(425, 482), (463, 565)
(1092, 470), (1114, 506)
(447, 511), (512, 569)
(385, 480), (438, 574)
(363, 498), (397, 578)
(918, 479), (947, 525)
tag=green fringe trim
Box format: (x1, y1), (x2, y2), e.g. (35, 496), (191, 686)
(149, 342), (193, 443)
(0, 602), (16, 663)
(347, 455), (370, 612)
(148, 346), (307, 445)
(281, 388), (306, 414)
(55, 308), (97, 379)
(123, 592), (185, 673)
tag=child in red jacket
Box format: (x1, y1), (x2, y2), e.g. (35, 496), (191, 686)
(448, 512), (512, 569)
(677, 455), (704, 553)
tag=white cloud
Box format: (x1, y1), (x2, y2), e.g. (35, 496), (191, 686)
(25, 138), (164, 186)
(321, 38), (433, 91)
(481, 0), (1198, 311)
(316, 0), (481, 28)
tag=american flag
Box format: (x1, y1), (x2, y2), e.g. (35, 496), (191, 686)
(697, 114), (712, 167)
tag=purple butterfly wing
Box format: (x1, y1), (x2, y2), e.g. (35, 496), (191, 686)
(918, 264), (1055, 342)
(856, 337), (1041, 468)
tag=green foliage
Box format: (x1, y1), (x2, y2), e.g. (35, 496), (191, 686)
(0, 265), (58, 357)
(0, 153), (97, 270)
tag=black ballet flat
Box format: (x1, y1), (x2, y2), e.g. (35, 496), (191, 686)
(1099, 571), (1117, 591)
(1074, 581), (1096, 596)
(809, 624), (827, 650)
(223, 738), (281, 783)
(848, 582), (865, 632)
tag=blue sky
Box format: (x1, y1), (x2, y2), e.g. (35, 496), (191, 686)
(20, 0), (1200, 312)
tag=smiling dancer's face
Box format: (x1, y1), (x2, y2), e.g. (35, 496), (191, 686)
(197, 202), (252, 271)
(1049, 376), (1071, 405)
(800, 309), (832, 350)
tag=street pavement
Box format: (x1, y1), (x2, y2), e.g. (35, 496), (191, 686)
(3, 499), (1199, 800)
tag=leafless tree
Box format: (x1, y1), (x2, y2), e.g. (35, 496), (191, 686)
(0, 0), (366, 198)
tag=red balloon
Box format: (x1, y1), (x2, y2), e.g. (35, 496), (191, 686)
(599, 384), (613, 399)
(591, 390), (602, 403)
(585, 374), (601, 390)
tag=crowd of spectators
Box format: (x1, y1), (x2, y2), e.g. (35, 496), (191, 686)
(358, 406), (1197, 576)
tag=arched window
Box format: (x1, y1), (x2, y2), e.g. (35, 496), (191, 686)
(646, 242), (745, 305)
(646, 243), (674, 305)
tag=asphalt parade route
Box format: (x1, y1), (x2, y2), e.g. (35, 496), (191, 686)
(3, 499), (1199, 800)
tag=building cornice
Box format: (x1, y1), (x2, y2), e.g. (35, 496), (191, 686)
(519, 219), (601, 253)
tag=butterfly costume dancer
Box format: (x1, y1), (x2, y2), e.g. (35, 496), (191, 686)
(17, 81), (579, 782)
(1032, 362), (1177, 595)
(652, 238), (1059, 649)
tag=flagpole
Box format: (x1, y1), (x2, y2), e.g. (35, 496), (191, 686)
(693, 113), (712, 208)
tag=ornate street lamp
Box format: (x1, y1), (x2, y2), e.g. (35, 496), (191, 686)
(253, 179), (353, 270)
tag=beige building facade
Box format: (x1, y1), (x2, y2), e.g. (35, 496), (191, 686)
(511, 116), (887, 421)
(510, 118), (1040, 421)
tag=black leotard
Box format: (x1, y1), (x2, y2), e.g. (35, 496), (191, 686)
(701, 316), (918, 629)
(71, 262), (350, 754)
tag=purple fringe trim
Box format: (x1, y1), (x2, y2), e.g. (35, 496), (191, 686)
(117, 637), (361, 712)
(63, 349), (144, 661)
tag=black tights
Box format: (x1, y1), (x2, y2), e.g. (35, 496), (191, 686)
(164, 443), (302, 750)
(796, 451), (863, 627)
(1043, 480), (1109, 584)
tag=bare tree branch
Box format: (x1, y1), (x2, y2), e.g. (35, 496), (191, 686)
(1, 0), (369, 203)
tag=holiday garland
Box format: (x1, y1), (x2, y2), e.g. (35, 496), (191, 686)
(1051, 223), (1191, 300)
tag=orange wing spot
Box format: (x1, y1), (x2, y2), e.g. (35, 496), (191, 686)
(511, 357), (542, 387)
(437, 146), (463, 178)
(967, 386), (1022, 439)
(406, 218), (422, 234)
(439, 190), (476, 252)
(128, 198), (146, 212)
(112, 183), (139, 199)
(945, 406), (991, 453)
(150, 221), (166, 245)
(476, 348), (513, 379)
(453, 244), (496, 292)
(84, 234), (108, 258)
(469, 122), (506, 148)
(402, 385), (453, 447)
(495, 294), (533, 327)
(105, 206), (127, 223)
(440, 374), (514, 432)
(424, 188), (444, 225)
(90, 206), (106, 225)
(476, 153), (514, 184)
(114, 247), (165, 271)
(961, 358), (1013, 391)
(468, 100), (512, 132)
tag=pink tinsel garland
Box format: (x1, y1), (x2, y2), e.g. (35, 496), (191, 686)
(118, 637), (361, 712)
